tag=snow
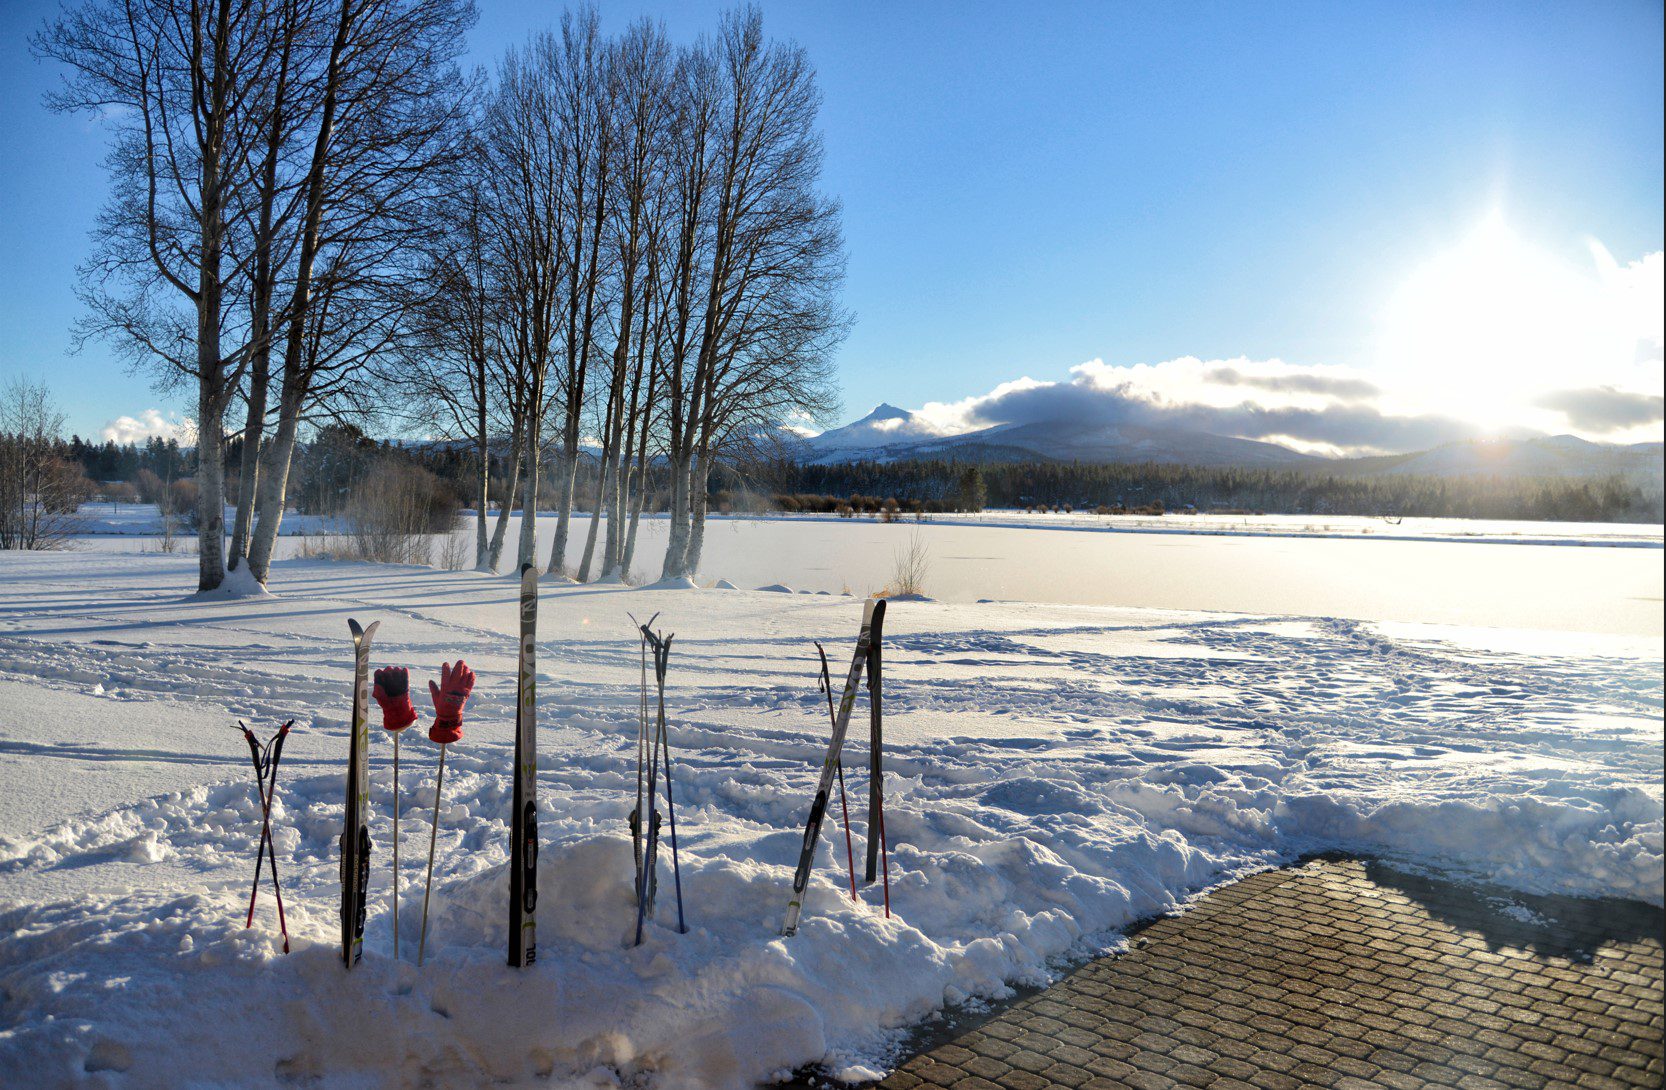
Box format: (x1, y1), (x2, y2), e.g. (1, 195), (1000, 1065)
(0, 538), (1660, 1088)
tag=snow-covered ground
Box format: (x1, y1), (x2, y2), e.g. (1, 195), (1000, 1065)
(77, 505), (1663, 635)
(0, 540), (1661, 1088)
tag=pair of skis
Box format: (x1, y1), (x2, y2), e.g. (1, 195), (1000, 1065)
(629, 615), (687, 945)
(338, 562), (541, 972)
(782, 598), (889, 937)
(237, 719), (295, 952)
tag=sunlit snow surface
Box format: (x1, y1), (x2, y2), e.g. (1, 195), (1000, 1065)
(0, 546), (1660, 1088)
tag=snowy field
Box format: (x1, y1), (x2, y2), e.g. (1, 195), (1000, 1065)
(0, 531), (1661, 1088)
(70, 505), (1665, 635)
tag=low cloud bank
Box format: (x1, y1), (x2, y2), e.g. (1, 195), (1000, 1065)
(1534, 387), (1665, 433)
(101, 409), (193, 445)
(909, 357), (1494, 457)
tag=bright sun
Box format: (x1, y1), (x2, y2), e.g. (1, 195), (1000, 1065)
(1378, 213), (1632, 430)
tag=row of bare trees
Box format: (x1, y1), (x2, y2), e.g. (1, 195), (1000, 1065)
(402, 8), (846, 583)
(39, 0), (845, 591)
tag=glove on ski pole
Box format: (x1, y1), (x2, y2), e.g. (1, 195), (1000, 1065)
(374, 666), (417, 959)
(374, 667), (419, 731)
(428, 660), (475, 745)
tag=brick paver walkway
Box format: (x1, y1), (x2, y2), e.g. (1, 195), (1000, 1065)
(875, 857), (1664, 1090)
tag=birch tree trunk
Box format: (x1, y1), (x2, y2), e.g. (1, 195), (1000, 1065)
(474, 370), (490, 569)
(484, 421), (522, 571)
(515, 406), (541, 570)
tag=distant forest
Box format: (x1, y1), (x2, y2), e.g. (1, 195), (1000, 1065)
(760, 457), (1664, 524)
(62, 431), (1663, 525)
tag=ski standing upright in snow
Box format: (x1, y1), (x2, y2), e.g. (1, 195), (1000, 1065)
(864, 603), (892, 915)
(341, 619), (379, 968)
(627, 613), (658, 905)
(781, 598), (884, 937)
(631, 618), (687, 944)
(508, 563), (539, 967)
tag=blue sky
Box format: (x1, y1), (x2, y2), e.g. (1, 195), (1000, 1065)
(2, 0), (1661, 447)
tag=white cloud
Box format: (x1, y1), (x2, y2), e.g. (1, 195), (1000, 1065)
(101, 410), (194, 446)
(904, 357), (1487, 457)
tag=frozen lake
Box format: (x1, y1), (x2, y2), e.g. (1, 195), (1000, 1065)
(70, 507), (1660, 637)
(551, 515), (1664, 637)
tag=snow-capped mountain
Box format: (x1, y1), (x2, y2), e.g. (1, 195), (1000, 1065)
(800, 403), (1314, 467)
(800, 403), (953, 458)
(800, 405), (1663, 479)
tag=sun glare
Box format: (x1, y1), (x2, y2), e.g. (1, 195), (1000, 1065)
(1378, 213), (1629, 430)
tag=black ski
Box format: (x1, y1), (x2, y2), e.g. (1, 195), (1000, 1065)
(508, 563), (538, 967)
(863, 602), (887, 885)
(341, 618), (379, 968)
(633, 621), (686, 943)
(782, 598), (884, 937)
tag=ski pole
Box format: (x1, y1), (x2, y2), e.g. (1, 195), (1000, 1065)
(236, 722), (266, 928)
(633, 657), (662, 946)
(418, 660), (475, 968)
(418, 742), (446, 968)
(653, 633), (687, 934)
(816, 644), (858, 902)
(393, 733), (400, 951)
(261, 722), (294, 950)
(879, 805), (891, 919)
(373, 667), (419, 959)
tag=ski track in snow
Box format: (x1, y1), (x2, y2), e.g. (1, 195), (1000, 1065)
(0, 550), (1660, 1089)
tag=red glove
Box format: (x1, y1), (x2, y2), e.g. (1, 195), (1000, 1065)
(428, 660), (475, 745)
(373, 667), (418, 732)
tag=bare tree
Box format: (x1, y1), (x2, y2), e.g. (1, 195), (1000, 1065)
(543, 8), (612, 580)
(658, 10), (847, 580)
(0, 379), (83, 551)
(578, 18), (672, 583)
(227, 0), (310, 573)
(480, 31), (569, 571)
(243, 0), (475, 585)
(37, 0), (289, 590)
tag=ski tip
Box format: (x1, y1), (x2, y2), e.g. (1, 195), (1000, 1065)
(348, 617), (363, 639)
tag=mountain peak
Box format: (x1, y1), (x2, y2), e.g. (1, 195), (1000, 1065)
(863, 402), (912, 422)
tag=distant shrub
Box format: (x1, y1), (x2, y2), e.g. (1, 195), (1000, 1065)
(343, 459), (460, 565)
(890, 529), (929, 597)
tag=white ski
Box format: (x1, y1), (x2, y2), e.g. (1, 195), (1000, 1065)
(781, 598), (884, 937)
(342, 618), (379, 968)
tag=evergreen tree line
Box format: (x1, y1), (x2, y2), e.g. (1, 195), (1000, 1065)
(767, 458), (1663, 524)
(58, 436), (191, 488)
